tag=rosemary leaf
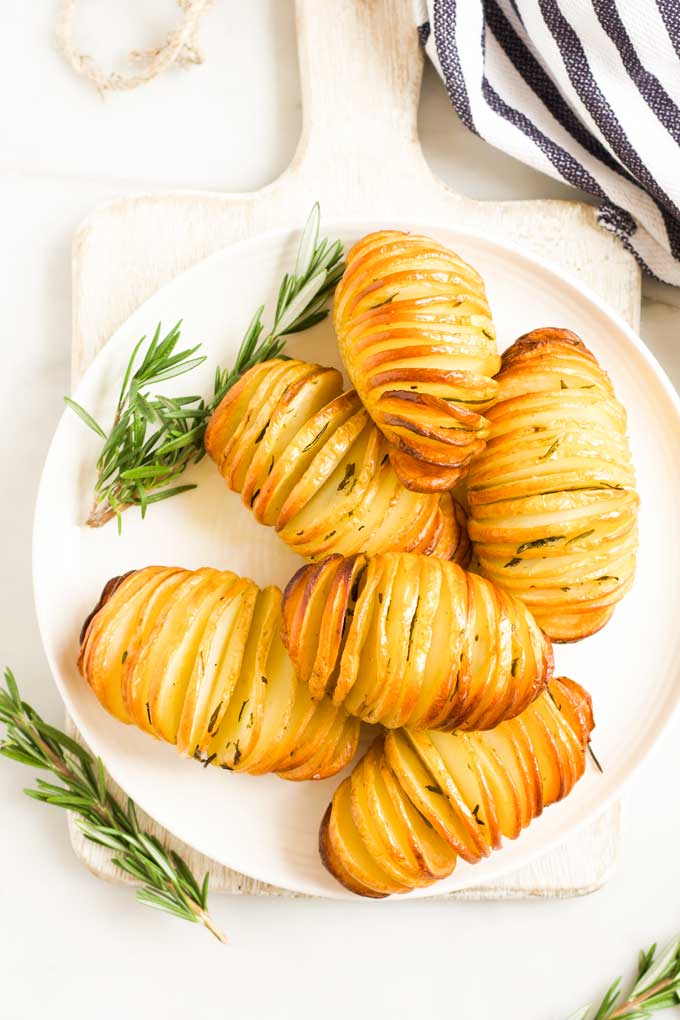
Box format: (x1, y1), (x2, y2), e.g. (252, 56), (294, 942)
(631, 938), (680, 997)
(65, 204), (344, 530)
(294, 201), (319, 279)
(568, 936), (680, 1019)
(0, 667), (226, 942)
(274, 268), (328, 335)
(63, 397), (107, 440)
(143, 484), (198, 505)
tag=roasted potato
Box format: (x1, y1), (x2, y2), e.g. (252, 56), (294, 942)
(78, 566), (360, 781)
(205, 358), (470, 563)
(467, 329), (638, 641)
(282, 552), (552, 731)
(320, 677), (594, 897)
(333, 230), (500, 492)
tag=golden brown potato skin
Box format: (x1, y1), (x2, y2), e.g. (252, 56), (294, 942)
(282, 552), (552, 732)
(320, 677), (594, 897)
(205, 358), (470, 564)
(467, 329), (639, 642)
(333, 230), (500, 492)
(78, 566), (360, 781)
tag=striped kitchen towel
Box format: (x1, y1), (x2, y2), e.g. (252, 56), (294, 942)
(416, 0), (680, 285)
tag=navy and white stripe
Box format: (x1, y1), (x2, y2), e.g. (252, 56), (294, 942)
(416, 0), (680, 284)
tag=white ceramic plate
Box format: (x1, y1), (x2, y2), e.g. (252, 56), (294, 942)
(33, 221), (680, 899)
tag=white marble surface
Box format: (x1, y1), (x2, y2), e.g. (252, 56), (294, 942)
(2, 4), (680, 1018)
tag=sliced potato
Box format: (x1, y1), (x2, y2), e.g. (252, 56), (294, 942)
(176, 576), (255, 757)
(467, 328), (638, 642)
(320, 782), (395, 898)
(80, 569), (170, 723)
(78, 566), (359, 781)
(122, 569), (190, 733)
(206, 356), (470, 564)
(257, 388), (356, 525)
(333, 230), (500, 491)
(320, 677), (595, 897)
(282, 553), (552, 732)
(146, 570), (229, 743)
(241, 366), (342, 512)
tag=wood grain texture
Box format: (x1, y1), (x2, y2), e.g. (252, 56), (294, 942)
(66, 0), (637, 897)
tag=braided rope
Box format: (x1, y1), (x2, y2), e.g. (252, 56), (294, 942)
(57, 0), (214, 93)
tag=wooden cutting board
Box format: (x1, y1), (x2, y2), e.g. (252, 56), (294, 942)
(66, 0), (639, 898)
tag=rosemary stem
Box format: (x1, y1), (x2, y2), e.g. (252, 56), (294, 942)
(87, 504), (128, 528)
(193, 905), (228, 944)
(608, 976), (676, 1018)
(16, 719), (74, 784)
(4, 689), (227, 943)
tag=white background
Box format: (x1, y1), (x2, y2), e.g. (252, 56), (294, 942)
(2, 3), (680, 1017)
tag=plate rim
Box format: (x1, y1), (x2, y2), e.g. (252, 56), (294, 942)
(32, 216), (680, 899)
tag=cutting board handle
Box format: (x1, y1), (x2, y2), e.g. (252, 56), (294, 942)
(294, 0), (429, 181)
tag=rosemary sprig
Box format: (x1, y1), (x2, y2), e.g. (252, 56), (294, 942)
(66, 204), (344, 531)
(0, 667), (226, 942)
(567, 936), (680, 1019)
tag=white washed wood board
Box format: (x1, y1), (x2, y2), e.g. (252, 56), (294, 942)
(66, 0), (639, 898)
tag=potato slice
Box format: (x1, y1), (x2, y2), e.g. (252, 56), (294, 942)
(281, 556), (344, 698)
(242, 367), (342, 512)
(410, 730), (490, 860)
(407, 559), (454, 729)
(323, 778), (406, 897)
(274, 691), (344, 778)
(256, 388), (355, 525)
(385, 730), (480, 858)
(81, 569), (169, 723)
(349, 749), (423, 887)
(549, 676), (594, 754)
(365, 471), (440, 555)
(205, 585), (280, 765)
(368, 552), (421, 727)
(392, 556), (438, 728)
(359, 742), (428, 880)
(344, 556), (399, 719)
(204, 361), (276, 465)
(277, 409), (372, 535)
(279, 416), (377, 550)
(521, 709), (565, 807)
(122, 569), (190, 733)
(470, 736), (522, 841)
(224, 362), (314, 492)
(145, 570), (231, 743)
(287, 710), (360, 781)
(457, 573), (500, 729)
(377, 749), (456, 881)
(310, 555), (366, 700)
(214, 361), (294, 480)
(240, 630), (296, 774)
(333, 556), (381, 704)
(176, 577), (257, 759)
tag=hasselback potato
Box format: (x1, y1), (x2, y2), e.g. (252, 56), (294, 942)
(333, 230), (500, 493)
(320, 676), (594, 897)
(205, 357), (469, 563)
(78, 566), (360, 781)
(467, 328), (638, 642)
(282, 552), (552, 731)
